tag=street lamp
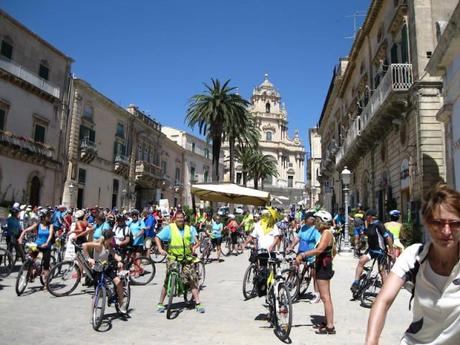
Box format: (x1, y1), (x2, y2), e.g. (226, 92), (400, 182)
(341, 166), (352, 252)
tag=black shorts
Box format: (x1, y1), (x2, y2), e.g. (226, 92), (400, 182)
(230, 232), (238, 244)
(130, 245), (144, 253)
(38, 247), (52, 270)
(315, 258), (334, 280)
(211, 237), (222, 246)
(93, 267), (117, 285)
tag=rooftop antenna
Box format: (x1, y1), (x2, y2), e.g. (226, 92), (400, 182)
(345, 11), (367, 39)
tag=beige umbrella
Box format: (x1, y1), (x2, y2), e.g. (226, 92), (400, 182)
(191, 183), (270, 206)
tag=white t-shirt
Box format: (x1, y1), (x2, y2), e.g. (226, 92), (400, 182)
(392, 243), (460, 345)
(113, 225), (130, 246)
(250, 223), (280, 250)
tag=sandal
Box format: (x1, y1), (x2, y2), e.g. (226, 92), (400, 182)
(312, 322), (326, 329)
(315, 326), (336, 335)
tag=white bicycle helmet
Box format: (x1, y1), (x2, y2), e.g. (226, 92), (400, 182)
(314, 210), (333, 223)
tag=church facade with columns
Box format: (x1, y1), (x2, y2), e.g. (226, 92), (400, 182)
(222, 75), (306, 207)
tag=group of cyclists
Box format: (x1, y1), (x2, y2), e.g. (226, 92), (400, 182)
(1, 200), (407, 335)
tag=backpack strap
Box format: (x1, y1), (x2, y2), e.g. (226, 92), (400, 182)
(405, 244), (427, 310)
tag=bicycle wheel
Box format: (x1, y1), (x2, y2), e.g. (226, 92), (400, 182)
(92, 286), (106, 331)
(221, 236), (232, 257)
(166, 274), (176, 319)
(273, 283), (293, 341)
(0, 247), (13, 278)
(15, 261), (31, 296)
(115, 279), (131, 314)
(47, 260), (81, 297)
(281, 268), (300, 302)
(150, 244), (167, 263)
(195, 261), (205, 289)
(298, 265), (312, 297)
(360, 275), (381, 308)
(236, 236), (244, 254)
(129, 256), (156, 285)
(242, 264), (257, 300)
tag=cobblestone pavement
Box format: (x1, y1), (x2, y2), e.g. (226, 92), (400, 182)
(0, 251), (411, 345)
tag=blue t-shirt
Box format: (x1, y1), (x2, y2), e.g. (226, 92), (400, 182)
(157, 224), (197, 244)
(87, 214), (96, 225)
(144, 215), (156, 238)
(334, 214), (346, 225)
(93, 222), (111, 240)
(36, 224), (51, 247)
(129, 219), (146, 246)
(211, 222), (223, 239)
(7, 216), (21, 236)
(297, 225), (320, 253)
(52, 211), (63, 229)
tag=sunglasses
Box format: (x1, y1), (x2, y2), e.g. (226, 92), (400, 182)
(428, 219), (460, 230)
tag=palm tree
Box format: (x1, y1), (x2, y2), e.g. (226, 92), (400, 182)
(248, 151), (278, 190)
(186, 79), (249, 182)
(225, 113), (260, 183)
(235, 146), (256, 187)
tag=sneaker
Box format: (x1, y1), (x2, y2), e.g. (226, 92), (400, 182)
(350, 282), (359, 297)
(157, 303), (165, 313)
(195, 303), (205, 313)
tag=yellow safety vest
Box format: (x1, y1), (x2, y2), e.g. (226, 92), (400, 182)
(169, 223), (192, 257)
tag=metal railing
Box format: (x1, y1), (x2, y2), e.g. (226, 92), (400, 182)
(0, 56), (61, 98)
(335, 64), (412, 166)
(135, 160), (161, 177)
(114, 154), (129, 165)
(79, 138), (97, 151)
(0, 130), (54, 158)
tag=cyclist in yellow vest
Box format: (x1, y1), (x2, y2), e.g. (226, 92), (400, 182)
(154, 211), (204, 313)
(384, 209), (405, 257)
(240, 210), (255, 235)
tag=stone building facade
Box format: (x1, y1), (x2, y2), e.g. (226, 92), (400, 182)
(306, 128), (321, 209)
(162, 126), (224, 206)
(222, 75), (306, 207)
(426, 1), (460, 191)
(318, 0), (458, 222)
(61, 79), (186, 210)
(0, 10), (72, 206)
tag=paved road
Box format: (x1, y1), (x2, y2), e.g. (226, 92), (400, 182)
(0, 251), (411, 345)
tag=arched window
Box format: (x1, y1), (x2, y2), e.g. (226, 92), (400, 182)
(266, 131), (272, 141)
(265, 102), (271, 113)
(29, 176), (41, 207)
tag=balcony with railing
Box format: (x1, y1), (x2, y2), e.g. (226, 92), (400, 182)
(335, 63), (413, 168)
(79, 138), (97, 163)
(0, 130), (55, 164)
(0, 56), (61, 99)
(114, 154), (129, 175)
(135, 160), (162, 187)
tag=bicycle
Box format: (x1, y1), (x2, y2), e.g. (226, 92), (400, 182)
(150, 240), (168, 263)
(0, 246), (13, 278)
(242, 247), (259, 300)
(165, 255), (198, 319)
(332, 225), (344, 253)
(264, 251), (293, 341)
(123, 248), (156, 285)
(46, 241), (95, 297)
(16, 242), (55, 296)
(199, 236), (213, 263)
(352, 253), (391, 307)
(91, 261), (131, 331)
(220, 232), (232, 257)
(279, 252), (313, 302)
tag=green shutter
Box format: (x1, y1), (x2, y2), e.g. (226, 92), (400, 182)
(401, 25), (409, 63)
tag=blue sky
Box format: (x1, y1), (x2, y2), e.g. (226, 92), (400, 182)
(2, 0), (369, 151)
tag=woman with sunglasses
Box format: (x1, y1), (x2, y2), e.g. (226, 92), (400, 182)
(365, 183), (460, 345)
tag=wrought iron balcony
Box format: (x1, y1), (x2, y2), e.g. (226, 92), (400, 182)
(0, 56), (60, 99)
(114, 154), (129, 175)
(335, 63), (413, 168)
(79, 138), (97, 163)
(0, 130), (55, 163)
(135, 160), (162, 187)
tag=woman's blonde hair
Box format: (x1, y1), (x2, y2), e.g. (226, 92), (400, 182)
(422, 183), (460, 222)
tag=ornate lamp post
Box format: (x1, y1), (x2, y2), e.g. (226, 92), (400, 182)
(341, 166), (352, 252)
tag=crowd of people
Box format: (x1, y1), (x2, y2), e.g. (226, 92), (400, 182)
(1, 182), (459, 344)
